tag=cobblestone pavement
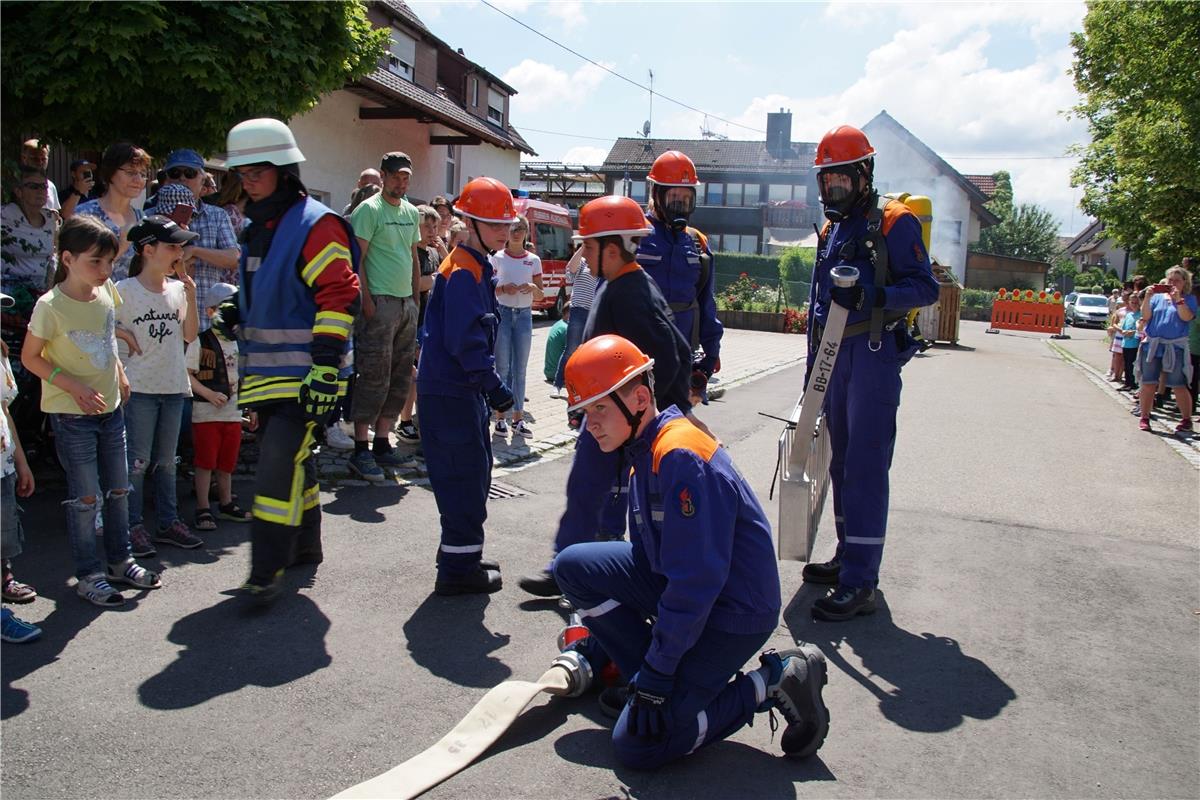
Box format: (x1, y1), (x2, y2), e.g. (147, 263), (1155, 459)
(307, 321), (807, 486)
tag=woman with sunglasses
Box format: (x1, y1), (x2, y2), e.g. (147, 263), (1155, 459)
(75, 142), (150, 282)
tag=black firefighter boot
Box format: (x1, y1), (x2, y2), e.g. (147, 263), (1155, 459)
(812, 584), (877, 621)
(291, 505), (323, 567)
(801, 555), (841, 585)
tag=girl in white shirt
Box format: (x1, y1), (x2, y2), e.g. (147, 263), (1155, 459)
(488, 215), (542, 438)
(114, 216), (201, 555)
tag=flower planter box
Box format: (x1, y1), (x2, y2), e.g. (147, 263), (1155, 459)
(717, 309), (786, 332)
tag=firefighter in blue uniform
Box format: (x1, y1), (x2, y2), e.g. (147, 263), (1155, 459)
(417, 177), (515, 596)
(220, 118), (362, 604)
(802, 125), (939, 620)
(638, 150), (723, 402)
(552, 335), (830, 768)
(519, 196), (695, 598)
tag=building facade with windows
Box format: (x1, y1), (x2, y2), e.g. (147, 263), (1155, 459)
(273, 0), (535, 210)
(597, 112), (821, 255)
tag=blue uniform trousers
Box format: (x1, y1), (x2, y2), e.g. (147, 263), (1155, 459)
(824, 333), (901, 589)
(551, 426), (628, 555)
(554, 541), (768, 769)
(418, 392), (492, 578)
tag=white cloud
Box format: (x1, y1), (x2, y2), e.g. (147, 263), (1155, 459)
(653, 2), (1088, 228)
(501, 59), (609, 114)
(561, 145), (609, 165)
(546, 0), (587, 31)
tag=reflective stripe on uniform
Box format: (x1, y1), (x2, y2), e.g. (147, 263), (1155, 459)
(844, 536), (885, 545)
(440, 543), (483, 554)
(301, 241), (351, 285)
(251, 421), (317, 527)
(302, 484), (321, 510)
(242, 327), (312, 345)
(245, 351), (313, 368)
(245, 256), (262, 273)
(688, 710), (709, 754)
(313, 310), (354, 338)
(577, 598), (621, 619)
(239, 377), (302, 405)
(650, 509), (665, 522)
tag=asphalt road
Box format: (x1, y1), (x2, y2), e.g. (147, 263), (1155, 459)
(2, 321), (1197, 799)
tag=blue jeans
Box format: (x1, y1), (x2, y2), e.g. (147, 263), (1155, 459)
(50, 409), (132, 578)
(554, 310), (588, 390)
(494, 305), (532, 416)
(124, 392), (186, 530)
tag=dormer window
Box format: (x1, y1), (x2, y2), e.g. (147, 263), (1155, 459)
(388, 29), (416, 82)
(487, 87), (505, 125)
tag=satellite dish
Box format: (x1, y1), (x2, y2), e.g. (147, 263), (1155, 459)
(642, 121), (651, 137)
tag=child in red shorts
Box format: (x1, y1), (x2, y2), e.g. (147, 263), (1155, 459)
(185, 283), (252, 530)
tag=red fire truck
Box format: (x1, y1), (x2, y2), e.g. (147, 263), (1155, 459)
(513, 196), (573, 319)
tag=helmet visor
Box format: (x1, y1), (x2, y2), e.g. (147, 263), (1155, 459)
(817, 167), (857, 206)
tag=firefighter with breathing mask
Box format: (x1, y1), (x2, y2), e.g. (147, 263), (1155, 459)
(802, 125), (938, 620)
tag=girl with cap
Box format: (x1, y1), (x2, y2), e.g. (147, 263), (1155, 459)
(114, 216), (203, 555)
(22, 216), (161, 607)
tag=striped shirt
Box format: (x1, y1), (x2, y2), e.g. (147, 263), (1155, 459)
(569, 258), (597, 310)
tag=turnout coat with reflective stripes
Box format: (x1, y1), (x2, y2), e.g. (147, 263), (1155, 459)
(626, 406), (780, 676)
(237, 196), (360, 406)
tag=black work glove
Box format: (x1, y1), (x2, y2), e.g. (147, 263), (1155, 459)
(484, 382), (514, 413)
(829, 284), (885, 312)
(626, 664), (675, 740)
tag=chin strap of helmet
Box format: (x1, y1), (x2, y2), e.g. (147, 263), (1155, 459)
(609, 374), (651, 448)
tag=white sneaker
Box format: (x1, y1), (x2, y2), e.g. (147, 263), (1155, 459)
(324, 425), (355, 451)
(514, 419), (534, 438)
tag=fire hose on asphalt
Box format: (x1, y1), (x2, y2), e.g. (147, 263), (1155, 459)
(331, 614), (601, 800)
(772, 266), (859, 562)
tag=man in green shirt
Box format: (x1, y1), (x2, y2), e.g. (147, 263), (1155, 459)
(347, 152), (422, 481)
(544, 303), (570, 384)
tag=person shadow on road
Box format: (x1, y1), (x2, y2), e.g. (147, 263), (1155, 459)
(403, 593), (511, 689)
(138, 594), (332, 710)
(785, 587), (1016, 732)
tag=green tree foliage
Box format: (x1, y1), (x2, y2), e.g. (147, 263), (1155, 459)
(1070, 2), (1200, 276)
(1, 1), (388, 158)
(1073, 267), (1122, 295)
(973, 169), (1060, 262)
(777, 246), (814, 306)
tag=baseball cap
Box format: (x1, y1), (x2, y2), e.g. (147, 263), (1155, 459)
(380, 152), (413, 174)
(164, 149), (205, 171)
(70, 158), (96, 171)
(127, 215), (200, 249)
(206, 282), (238, 309)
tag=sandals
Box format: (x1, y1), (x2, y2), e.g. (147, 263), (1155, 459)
(219, 502), (252, 523)
(194, 509), (218, 531)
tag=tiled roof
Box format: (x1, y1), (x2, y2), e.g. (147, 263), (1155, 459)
(376, 1), (517, 94)
(600, 138), (816, 175)
(355, 68), (536, 156)
(965, 174), (997, 198)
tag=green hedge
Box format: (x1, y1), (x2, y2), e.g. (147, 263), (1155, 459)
(961, 288), (997, 309)
(713, 252), (781, 285)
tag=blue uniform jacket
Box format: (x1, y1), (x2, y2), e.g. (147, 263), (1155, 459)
(636, 213), (723, 371)
(626, 406), (781, 676)
(809, 201), (939, 333)
(417, 244), (504, 397)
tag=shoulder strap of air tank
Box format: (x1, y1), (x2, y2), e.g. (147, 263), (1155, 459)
(866, 195), (892, 351)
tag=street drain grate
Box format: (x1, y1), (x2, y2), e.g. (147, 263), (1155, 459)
(488, 481), (529, 500)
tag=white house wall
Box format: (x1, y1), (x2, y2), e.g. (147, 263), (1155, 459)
(865, 124), (976, 274)
(288, 89), (520, 211)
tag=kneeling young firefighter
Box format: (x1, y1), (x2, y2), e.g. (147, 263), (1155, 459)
(218, 118), (362, 604)
(802, 125), (938, 620)
(552, 335), (830, 769)
(519, 195), (693, 597)
(417, 177), (515, 596)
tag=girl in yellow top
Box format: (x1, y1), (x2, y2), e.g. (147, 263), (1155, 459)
(22, 216), (163, 607)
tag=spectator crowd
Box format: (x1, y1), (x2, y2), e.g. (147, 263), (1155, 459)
(1, 136), (586, 642)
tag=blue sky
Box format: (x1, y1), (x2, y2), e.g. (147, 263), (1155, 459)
(409, 0), (1089, 235)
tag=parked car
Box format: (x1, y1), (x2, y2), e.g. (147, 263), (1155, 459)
(513, 196), (573, 319)
(1068, 293), (1110, 327)
(1064, 292), (1079, 319)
